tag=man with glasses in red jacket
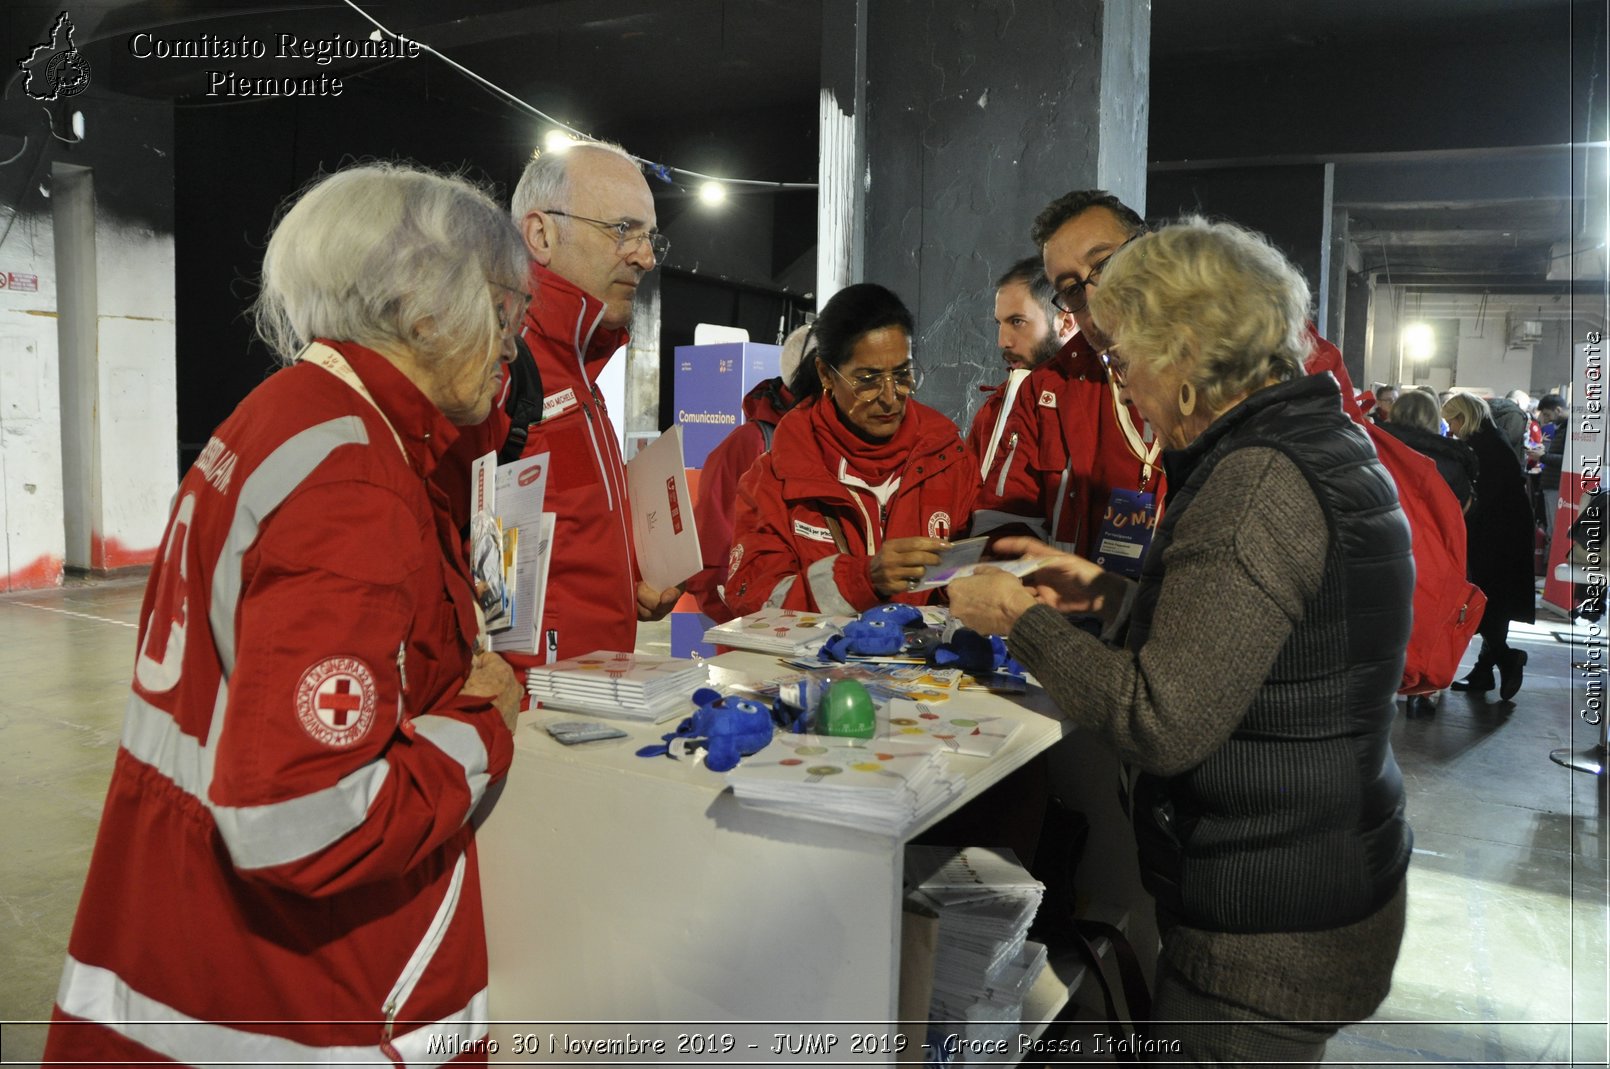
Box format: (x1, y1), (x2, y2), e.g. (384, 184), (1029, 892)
(450, 141), (681, 664)
(976, 191), (1163, 578)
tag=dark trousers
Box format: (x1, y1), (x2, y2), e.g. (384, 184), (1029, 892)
(1476, 608), (1512, 667)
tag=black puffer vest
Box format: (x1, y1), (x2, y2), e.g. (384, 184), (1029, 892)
(1129, 374), (1413, 933)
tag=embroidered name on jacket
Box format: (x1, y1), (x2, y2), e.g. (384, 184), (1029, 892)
(793, 519), (835, 544)
(542, 387), (580, 420)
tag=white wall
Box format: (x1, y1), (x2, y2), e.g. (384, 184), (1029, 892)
(91, 219), (176, 568)
(0, 211), (67, 591)
(0, 191), (177, 591)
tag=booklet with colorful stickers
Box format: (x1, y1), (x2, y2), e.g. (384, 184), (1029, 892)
(879, 698), (1020, 758)
(702, 607), (854, 656)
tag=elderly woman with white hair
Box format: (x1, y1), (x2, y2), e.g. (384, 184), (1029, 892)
(47, 163), (526, 1065)
(951, 217), (1413, 1065)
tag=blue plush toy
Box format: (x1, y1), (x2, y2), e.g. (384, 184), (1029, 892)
(930, 628), (1025, 679)
(636, 687), (774, 772)
(820, 603), (926, 661)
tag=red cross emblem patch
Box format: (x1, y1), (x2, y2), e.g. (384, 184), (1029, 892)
(296, 656), (378, 748)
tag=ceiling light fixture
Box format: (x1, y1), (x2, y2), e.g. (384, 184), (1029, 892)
(1402, 322), (1435, 362)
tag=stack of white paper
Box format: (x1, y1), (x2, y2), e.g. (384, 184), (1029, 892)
(905, 847), (1048, 1055)
(725, 735), (964, 836)
(702, 607), (852, 656)
(526, 651), (708, 722)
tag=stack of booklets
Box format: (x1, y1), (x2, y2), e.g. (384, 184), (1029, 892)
(702, 607), (852, 656)
(525, 651), (707, 722)
(725, 735), (964, 836)
(905, 846), (1048, 1057)
(880, 698), (1021, 758)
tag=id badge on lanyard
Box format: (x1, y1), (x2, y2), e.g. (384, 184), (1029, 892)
(1094, 488), (1157, 578)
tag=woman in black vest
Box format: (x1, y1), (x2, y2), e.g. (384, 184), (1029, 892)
(1443, 391), (1538, 699)
(950, 217), (1412, 1065)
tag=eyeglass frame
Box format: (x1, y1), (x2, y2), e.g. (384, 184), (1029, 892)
(490, 280), (532, 335)
(1099, 346), (1129, 388)
(1050, 231), (1144, 315)
(826, 361), (923, 400)
(541, 209), (669, 261)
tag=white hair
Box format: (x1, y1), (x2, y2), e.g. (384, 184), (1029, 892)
(509, 139), (637, 223)
(254, 162), (526, 368)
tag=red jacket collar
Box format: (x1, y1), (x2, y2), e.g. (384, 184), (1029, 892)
(522, 263), (631, 381)
(768, 398), (966, 499)
(742, 377), (796, 423)
(1036, 330), (1106, 384)
(317, 339), (461, 475)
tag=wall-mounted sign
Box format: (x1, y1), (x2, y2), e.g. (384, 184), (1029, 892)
(0, 272), (40, 292)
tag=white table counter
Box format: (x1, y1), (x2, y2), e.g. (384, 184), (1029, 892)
(477, 651), (1079, 1063)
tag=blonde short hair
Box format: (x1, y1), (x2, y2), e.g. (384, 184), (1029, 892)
(1441, 391), (1493, 440)
(254, 162), (527, 369)
(1088, 216), (1313, 414)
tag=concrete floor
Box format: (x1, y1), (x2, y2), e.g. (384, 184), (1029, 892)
(0, 574), (1606, 1067)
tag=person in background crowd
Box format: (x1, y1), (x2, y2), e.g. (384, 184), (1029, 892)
(1487, 391), (1531, 464)
(449, 140), (679, 664)
(1537, 393), (1568, 443)
(1537, 393), (1569, 532)
(949, 217), (1411, 1065)
(966, 256), (1075, 470)
(1370, 384), (1399, 426)
(1382, 388), (1477, 509)
(974, 191), (1162, 567)
(725, 283), (979, 615)
(1379, 387), (1478, 717)
(1444, 391), (1537, 700)
(46, 163), (524, 1064)
(687, 325), (810, 622)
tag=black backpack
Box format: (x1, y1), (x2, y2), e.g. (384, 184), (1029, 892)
(498, 335), (545, 463)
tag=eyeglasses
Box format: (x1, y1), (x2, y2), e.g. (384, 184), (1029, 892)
(543, 209), (669, 261)
(828, 362), (923, 400)
(1100, 347), (1128, 387)
(491, 281), (532, 335)
(1051, 232), (1143, 314)
(1052, 250), (1117, 314)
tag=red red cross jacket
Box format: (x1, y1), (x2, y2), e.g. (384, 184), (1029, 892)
(446, 264), (639, 665)
(974, 332), (1162, 556)
(46, 341), (512, 1067)
(687, 378), (795, 622)
(725, 398), (980, 616)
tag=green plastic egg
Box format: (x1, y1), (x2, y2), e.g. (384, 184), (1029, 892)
(820, 678), (876, 739)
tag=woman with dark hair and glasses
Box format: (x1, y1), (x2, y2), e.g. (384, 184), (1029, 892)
(724, 283), (979, 615)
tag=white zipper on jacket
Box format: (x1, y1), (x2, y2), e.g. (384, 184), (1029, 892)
(571, 305), (616, 513)
(381, 851), (467, 1050)
(993, 433), (1020, 498)
(1049, 462), (1071, 545)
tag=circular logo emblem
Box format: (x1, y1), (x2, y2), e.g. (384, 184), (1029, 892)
(927, 511), (952, 539)
(295, 656), (378, 748)
(727, 542), (745, 578)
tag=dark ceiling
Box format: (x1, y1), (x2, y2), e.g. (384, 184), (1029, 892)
(5, 0), (1604, 294)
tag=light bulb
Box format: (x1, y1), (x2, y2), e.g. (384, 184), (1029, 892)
(699, 181), (727, 206)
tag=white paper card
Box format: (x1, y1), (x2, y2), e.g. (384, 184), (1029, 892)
(626, 425), (703, 591)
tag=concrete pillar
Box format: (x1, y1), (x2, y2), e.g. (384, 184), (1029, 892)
(854, 0), (1150, 425)
(817, 0), (869, 306)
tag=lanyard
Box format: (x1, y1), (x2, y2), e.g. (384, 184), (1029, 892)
(1108, 378), (1161, 490)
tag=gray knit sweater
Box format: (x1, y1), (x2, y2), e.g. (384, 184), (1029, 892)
(1010, 446), (1406, 1022)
